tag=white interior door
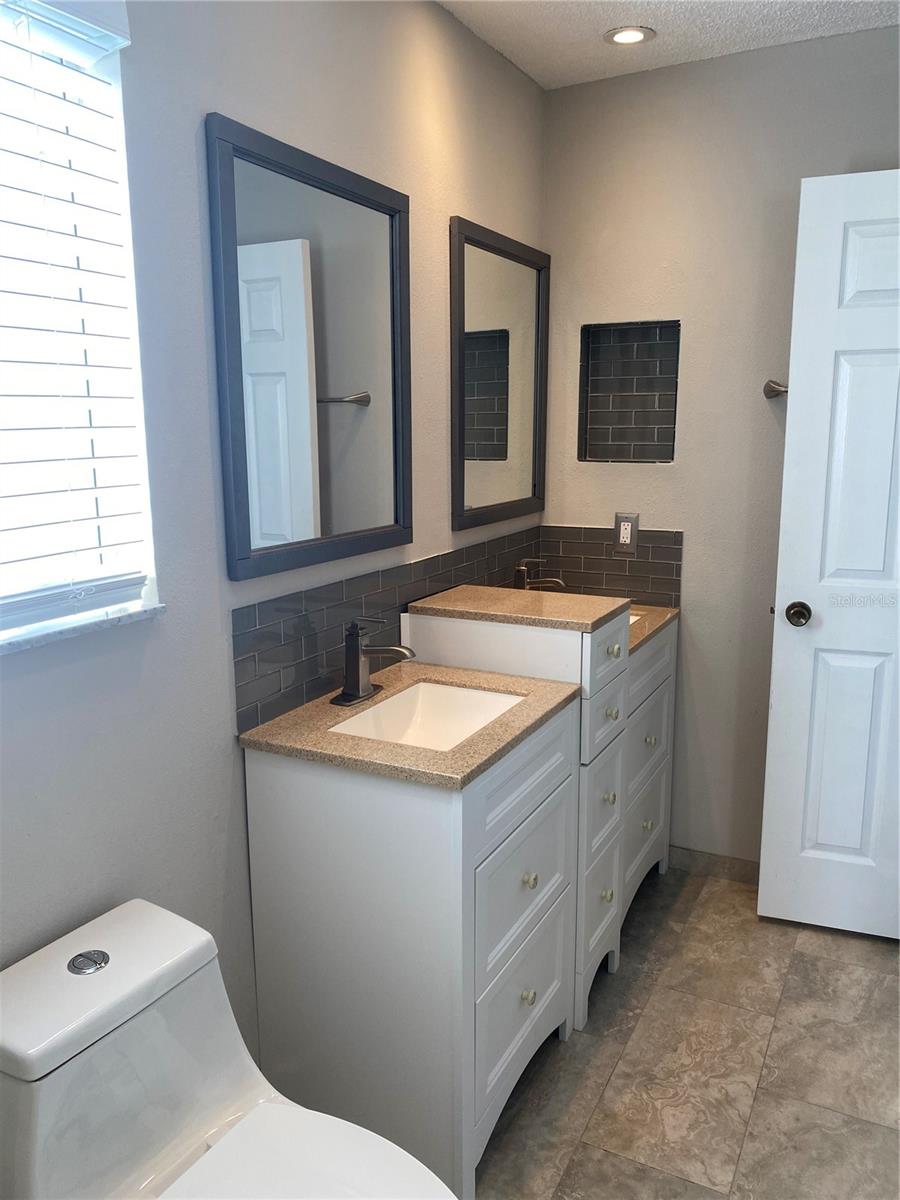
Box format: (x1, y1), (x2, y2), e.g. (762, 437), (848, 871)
(759, 170), (899, 938)
(238, 239), (320, 547)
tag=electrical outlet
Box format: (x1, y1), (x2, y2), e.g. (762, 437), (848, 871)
(614, 512), (639, 557)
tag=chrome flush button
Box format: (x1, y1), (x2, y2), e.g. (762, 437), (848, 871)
(67, 949), (109, 975)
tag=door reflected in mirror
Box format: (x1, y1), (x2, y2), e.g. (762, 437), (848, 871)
(207, 115), (412, 580)
(450, 219), (549, 531)
(234, 159), (395, 547)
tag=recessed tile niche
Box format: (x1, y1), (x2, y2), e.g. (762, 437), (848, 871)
(464, 329), (509, 461)
(578, 320), (680, 463)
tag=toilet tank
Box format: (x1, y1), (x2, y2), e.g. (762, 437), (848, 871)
(0, 900), (269, 1199)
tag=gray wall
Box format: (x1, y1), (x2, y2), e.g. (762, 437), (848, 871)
(542, 28), (899, 862)
(0, 1), (544, 1043)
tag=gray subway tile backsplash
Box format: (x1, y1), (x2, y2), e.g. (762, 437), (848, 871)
(231, 526), (541, 732)
(231, 524), (682, 732)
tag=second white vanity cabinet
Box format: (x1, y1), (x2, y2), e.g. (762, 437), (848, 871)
(242, 663), (580, 1199)
(403, 587), (679, 1030)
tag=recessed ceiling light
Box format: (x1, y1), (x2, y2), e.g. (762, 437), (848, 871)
(604, 26), (656, 45)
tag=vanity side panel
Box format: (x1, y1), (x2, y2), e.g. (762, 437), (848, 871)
(245, 750), (464, 1192)
(402, 612), (583, 684)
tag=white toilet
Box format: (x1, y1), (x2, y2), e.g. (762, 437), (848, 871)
(0, 900), (454, 1199)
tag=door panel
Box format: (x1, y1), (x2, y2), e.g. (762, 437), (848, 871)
(759, 170), (899, 938)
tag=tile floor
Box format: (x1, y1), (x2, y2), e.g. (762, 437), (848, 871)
(476, 868), (899, 1199)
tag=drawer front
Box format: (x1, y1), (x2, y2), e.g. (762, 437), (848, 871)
(624, 762), (668, 893)
(627, 620), (677, 716)
(467, 702), (579, 867)
(475, 774), (576, 997)
(581, 611), (630, 697)
(475, 888), (572, 1121)
(580, 732), (625, 863)
(625, 678), (673, 804)
(581, 671), (628, 765)
(579, 829), (622, 971)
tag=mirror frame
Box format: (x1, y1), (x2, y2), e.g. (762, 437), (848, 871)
(449, 217), (549, 531)
(206, 114), (412, 580)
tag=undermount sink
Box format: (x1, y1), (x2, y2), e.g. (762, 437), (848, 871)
(330, 681), (524, 751)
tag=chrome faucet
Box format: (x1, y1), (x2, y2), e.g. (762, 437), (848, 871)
(513, 558), (566, 592)
(330, 618), (416, 707)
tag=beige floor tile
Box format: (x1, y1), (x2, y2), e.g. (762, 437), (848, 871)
(582, 987), (773, 1194)
(476, 1030), (625, 1200)
(581, 869), (705, 1041)
(553, 1143), (722, 1199)
(731, 1092), (899, 1200)
(657, 878), (797, 1014)
(760, 951), (899, 1128)
(794, 925), (899, 976)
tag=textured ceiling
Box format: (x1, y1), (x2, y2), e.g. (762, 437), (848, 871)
(440, 0), (899, 88)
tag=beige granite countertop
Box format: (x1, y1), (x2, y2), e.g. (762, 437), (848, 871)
(408, 584), (628, 633)
(239, 661), (580, 790)
(630, 604), (680, 652)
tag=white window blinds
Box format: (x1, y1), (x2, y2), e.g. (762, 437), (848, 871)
(0, 0), (157, 641)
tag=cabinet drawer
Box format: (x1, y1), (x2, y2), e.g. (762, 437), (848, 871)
(475, 774), (576, 997)
(467, 702), (579, 866)
(578, 829), (622, 972)
(581, 611), (630, 697)
(624, 678), (673, 804)
(581, 671), (628, 765)
(475, 888), (572, 1122)
(627, 620), (677, 716)
(580, 732), (624, 864)
(623, 762), (668, 896)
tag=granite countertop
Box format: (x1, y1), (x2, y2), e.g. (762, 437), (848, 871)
(239, 661), (580, 790)
(630, 604), (680, 652)
(408, 585), (628, 633)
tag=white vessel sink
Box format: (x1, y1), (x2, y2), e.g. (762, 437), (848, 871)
(629, 612), (641, 624)
(330, 682), (523, 751)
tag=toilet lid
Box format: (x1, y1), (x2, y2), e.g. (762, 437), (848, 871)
(160, 1101), (455, 1199)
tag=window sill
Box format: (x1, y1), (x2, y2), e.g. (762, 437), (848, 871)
(0, 600), (166, 656)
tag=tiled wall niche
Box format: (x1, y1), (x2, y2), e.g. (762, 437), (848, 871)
(232, 526), (540, 732)
(539, 526), (682, 607)
(231, 523), (682, 732)
(464, 329), (509, 461)
(578, 320), (680, 463)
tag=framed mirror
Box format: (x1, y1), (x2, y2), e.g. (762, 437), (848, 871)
(450, 218), (549, 531)
(206, 114), (412, 580)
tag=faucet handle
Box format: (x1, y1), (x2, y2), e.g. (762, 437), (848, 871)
(517, 557), (546, 580)
(346, 616), (386, 639)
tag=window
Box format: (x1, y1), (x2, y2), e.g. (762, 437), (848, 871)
(0, 0), (159, 650)
(577, 320), (680, 463)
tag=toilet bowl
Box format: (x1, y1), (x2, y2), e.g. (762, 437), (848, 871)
(0, 900), (454, 1199)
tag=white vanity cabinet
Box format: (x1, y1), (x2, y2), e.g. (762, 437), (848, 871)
(403, 599), (678, 1032)
(244, 699), (579, 1200)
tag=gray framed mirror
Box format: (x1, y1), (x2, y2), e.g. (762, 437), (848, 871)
(450, 217), (549, 531)
(206, 114), (412, 580)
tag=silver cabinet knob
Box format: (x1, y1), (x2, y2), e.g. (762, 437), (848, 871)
(603, 790), (617, 806)
(642, 818), (655, 832)
(600, 888), (615, 903)
(606, 643), (621, 659)
(644, 734), (658, 747)
(522, 871), (539, 890)
(520, 989), (537, 1006)
(606, 706), (620, 720)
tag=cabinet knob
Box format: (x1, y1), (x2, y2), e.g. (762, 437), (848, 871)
(606, 706), (620, 720)
(520, 989), (537, 1007)
(603, 790), (617, 806)
(522, 871), (539, 890)
(606, 643), (621, 659)
(600, 888), (615, 903)
(642, 818), (655, 832)
(644, 734), (657, 747)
